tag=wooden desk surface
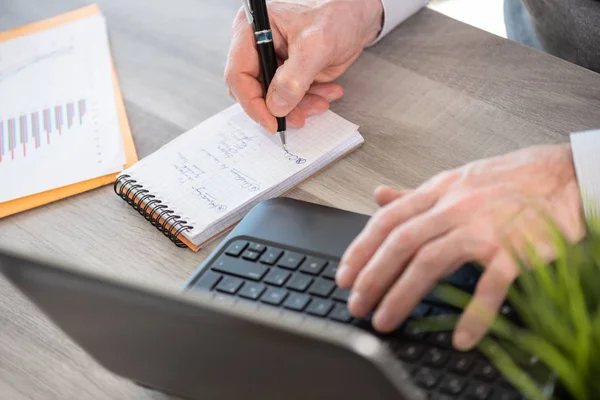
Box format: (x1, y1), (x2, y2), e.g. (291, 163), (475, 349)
(1, 1), (600, 399)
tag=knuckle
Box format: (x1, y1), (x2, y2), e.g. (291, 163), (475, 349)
(436, 191), (483, 219)
(413, 242), (444, 269)
(425, 169), (459, 192)
(275, 72), (306, 95)
(298, 28), (328, 49)
(388, 226), (414, 249)
(355, 273), (381, 294)
(368, 209), (394, 232)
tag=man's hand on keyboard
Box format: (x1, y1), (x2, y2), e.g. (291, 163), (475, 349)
(224, 0), (384, 133)
(336, 144), (585, 350)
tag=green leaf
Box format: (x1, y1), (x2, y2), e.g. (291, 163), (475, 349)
(477, 338), (546, 400)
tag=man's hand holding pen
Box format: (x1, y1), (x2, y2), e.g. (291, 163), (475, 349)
(224, 0), (384, 134)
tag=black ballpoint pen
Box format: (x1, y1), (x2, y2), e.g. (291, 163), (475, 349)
(242, 0), (287, 149)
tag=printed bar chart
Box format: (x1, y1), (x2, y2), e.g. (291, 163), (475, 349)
(0, 12), (131, 206)
(0, 99), (87, 163)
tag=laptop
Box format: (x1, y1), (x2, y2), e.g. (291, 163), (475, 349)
(0, 198), (522, 400)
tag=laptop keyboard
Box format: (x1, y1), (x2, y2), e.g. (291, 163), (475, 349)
(191, 240), (525, 400)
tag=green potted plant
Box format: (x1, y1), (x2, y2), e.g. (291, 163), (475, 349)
(410, 218), (600, 400)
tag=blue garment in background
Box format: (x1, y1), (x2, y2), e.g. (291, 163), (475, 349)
(503, 0), (545, 52)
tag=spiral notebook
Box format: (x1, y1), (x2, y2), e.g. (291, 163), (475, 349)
(114, 104), (364, 251)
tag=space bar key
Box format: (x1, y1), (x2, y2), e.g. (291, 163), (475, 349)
(212, 256), (268, 281)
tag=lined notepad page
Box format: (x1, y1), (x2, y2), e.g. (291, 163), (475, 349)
(123, 104), (363, 246)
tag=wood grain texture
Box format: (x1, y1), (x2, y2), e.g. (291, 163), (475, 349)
(1, 1), (600, 398)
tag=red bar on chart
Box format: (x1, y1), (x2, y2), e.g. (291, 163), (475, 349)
(78, 99), (86, 124)
(8, 119), (15, 160)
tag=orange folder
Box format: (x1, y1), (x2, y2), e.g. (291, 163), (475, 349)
(0, 4), (138, 218)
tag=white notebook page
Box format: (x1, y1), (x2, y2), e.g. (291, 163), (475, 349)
(123, 104), (362, 242)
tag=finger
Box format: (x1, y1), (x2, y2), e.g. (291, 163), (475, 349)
(347, 206), (460, 318)
(224, 12), (277, 132)
(285, 93), (331, 128)
(374, 186), (413, 207)
(453, 250), (518, 350)
(371, 227), (495, 332)
(337, 171), (457, 289)
(307, 83), (344, 103)
(266, 32), (333, 117)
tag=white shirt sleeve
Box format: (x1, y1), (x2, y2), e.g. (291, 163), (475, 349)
(369, 0), (431, 45)
(570, 130), (600, 219)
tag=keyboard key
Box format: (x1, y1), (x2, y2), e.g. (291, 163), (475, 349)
(214, 293), (236, 306)
(286, 274), (313, 292)
(499, 303), (517, 320)
(440, 375), (466, 395)
(308, 278), (335, 297)
(413, 367), (441, 389)
(300, 256), (327, 275)
(475, 361), (499, 381)
(212, 256), (268, 281)
(278, 252), (305, 270)
(192, 270), (222, 291)
(402, 324), (428, 340)
(260, 248), (283, 265)
(465, 382), (492, 400)
(430, 306), (457, 316)
(247, 242), (266, 254)
(332, 287), (350, 302)
(283, 293), (310, 311)
(225, 240), (248, 257)
(322, 262), (338, 279)
(264, 268), (291, 286)
(429, 331), (453, 348)
(216, 276), (244, 294)
(431, 394), (455, 400)
(329, 304), (352, 323)
(449, 354), (476, 374)
(423, 348), (449, 368)
(242, 250), (261, 261)
(410, 303), (430, 318)
(492, 389), (520, 400)
(306, 299), (334, 317)
(261, 287), (289, 306)
(352, 315), (375, 333)
(394, 343), (424, 362)
(238, 282), (266, 300)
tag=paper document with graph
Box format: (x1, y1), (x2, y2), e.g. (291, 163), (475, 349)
(0, 6), (137, 213)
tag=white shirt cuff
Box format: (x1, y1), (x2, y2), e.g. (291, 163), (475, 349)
(369, 0), (430, 46)
(570, 130), (600, 219)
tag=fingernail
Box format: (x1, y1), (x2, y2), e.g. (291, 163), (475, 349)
(266, 91), (290, 116)
(336, 264), (349, 285)
(307, 107), (325, 117)
(323, 88), (344, 102)
(373, 310), (391, 331)
(261, 122), (276, 134)
(348, 291), (362, 312)
(454, 331), (474, 351)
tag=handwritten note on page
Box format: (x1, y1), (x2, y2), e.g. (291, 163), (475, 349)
(121, 103), (363, 246)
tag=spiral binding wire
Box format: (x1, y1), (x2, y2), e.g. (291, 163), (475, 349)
(114, 174), (193, 248)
